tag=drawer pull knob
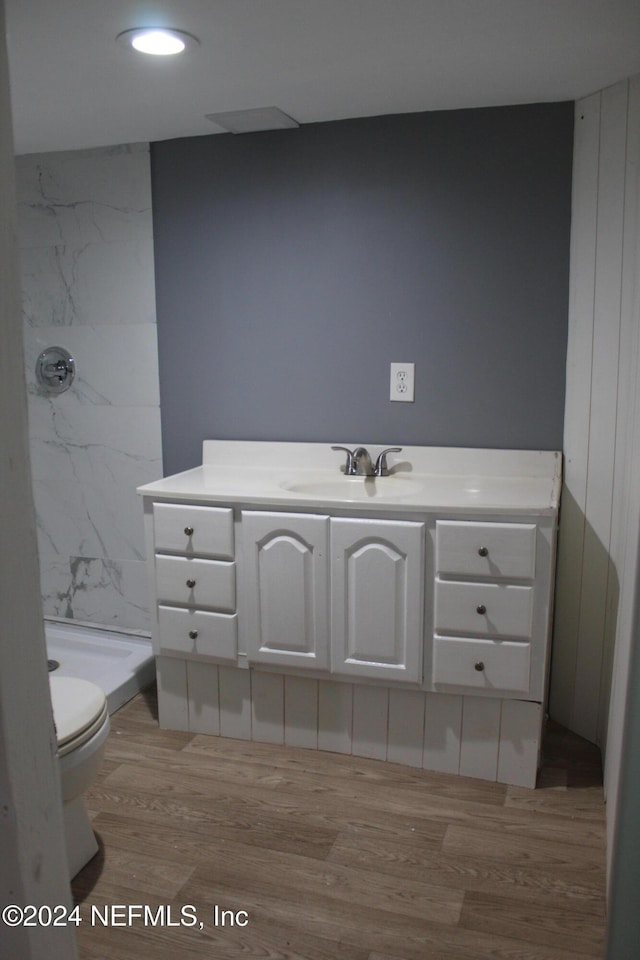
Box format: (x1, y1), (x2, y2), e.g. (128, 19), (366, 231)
(478, 546), (489, 557)
(474, 661), (485, 672)
(189, 630), (198, 640)
(476, 604), (487, 615)
(184, 526), (194, 536)
(186, 578), (196, 589)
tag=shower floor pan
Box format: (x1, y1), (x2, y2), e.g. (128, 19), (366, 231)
(45, 619), (156, 714)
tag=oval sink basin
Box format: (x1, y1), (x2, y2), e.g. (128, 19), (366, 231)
(281, 475), (423, 501)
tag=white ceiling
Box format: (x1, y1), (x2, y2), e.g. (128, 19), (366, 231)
(5, 0), (640, 156)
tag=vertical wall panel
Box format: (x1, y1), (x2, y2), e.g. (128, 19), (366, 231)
(387, 689), (426, 768)
(459, 698), (501, 781)
(423, 693), (462, 774)
(550, 94), (601, 732)
(601, 75), (640, 753)
(284, 676), (319, 749)
(352, 685), (388, 760)
(603, 75), (640, 881)
(251, 671), (284, 744)
(552, 79), (640, 748)
(156, 655), (189, 731)
(186, 661), (219, 735)
(572, 82), (628, 741)
(497, 700), (542, 789)
(318, 680), (353, 754)
(157, 660), (548, 786)
(0, 10), (79, 947)
(218, 665), (252, 739)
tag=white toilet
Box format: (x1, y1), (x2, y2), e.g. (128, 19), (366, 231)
(49, 675), (110, 878)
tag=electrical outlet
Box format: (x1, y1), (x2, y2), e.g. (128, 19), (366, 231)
(390, 362), (415, 402)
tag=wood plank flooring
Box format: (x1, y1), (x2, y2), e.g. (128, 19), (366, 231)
(72, 686), (607, 960)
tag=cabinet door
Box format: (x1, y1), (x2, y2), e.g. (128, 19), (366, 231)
(241, 511), (330, 670)
(331, 517), (424, 682)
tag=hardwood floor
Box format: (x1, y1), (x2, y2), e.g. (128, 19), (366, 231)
(72, 686), (607, 959)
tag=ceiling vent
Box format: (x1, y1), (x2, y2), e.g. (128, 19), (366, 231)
(205, 107), (299, 134)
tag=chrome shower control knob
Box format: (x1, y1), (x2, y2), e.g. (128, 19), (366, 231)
(35, 346), (76, 395)
(476, 604), (487, 615)
(189, 630), (198, 640)
(186, 578), (196, 589)
(474, 661), (485, 672)
(184, 526), (194, 536)
(478, 546), (489, 557)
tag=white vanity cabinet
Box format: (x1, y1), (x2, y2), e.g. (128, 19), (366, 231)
(139, 441), (561, 789)
(330, 517), (424, 682)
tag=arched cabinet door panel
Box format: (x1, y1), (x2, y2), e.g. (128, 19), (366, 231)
(241, 511), (330, 670)
(331, 517), (424, 682)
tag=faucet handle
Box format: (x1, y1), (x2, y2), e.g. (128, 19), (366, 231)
(375, 447), (402, 476)
(331, 445), (356, 476)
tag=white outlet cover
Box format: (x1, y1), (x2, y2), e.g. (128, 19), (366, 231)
(390, 362), (415, 402)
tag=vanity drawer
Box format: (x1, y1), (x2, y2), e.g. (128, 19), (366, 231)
(155, 555), (236, 611)
(433, 635), (531, 693)
(435, 520), (536, 580)
(434, 578), (534, 639)
(154, 503), (234, 559)
(158, 605), (237, 662)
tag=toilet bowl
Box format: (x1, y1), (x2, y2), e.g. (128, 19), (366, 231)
(49, 675), (110, 878)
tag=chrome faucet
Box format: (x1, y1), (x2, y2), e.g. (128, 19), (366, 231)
(331, 445), (402, 477)
(352, 447), (374, 476)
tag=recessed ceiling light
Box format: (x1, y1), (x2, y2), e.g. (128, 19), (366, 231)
(116, 28), (199, 56)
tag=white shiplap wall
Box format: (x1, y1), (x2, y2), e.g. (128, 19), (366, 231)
(550, 76), (640, 779)
(156, 656), (544, 788)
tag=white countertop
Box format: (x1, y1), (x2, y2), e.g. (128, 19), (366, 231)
(138, 442), (562, 516)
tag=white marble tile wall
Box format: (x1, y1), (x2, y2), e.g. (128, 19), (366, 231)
(16, 143), (163, 632)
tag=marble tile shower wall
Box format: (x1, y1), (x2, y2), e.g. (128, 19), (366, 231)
(16, 143), (163, 632)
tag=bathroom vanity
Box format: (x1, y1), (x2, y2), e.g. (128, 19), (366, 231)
(138, 441), (561, 787)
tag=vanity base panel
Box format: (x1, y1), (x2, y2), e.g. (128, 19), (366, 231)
(155, 655), (542, 788)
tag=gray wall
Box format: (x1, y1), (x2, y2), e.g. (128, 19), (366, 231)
(151, 104), (573, 475)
